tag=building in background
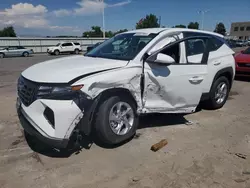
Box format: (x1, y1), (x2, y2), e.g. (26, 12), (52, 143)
(230, 21), (250, 40)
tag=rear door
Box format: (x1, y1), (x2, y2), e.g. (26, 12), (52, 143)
(61, 43), (73, 52)
(143, 35), (210, 113)
(7, 46), (19, 56)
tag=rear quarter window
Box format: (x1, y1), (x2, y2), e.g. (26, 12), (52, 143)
(208, 36), (225, 51)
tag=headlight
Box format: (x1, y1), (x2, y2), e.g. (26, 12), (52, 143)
(37, 85), (83, 98)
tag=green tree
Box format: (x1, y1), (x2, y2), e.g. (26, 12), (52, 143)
(83, 26), (103, 37)
(214, 22), (226, 36)
(114, 29), (128, 35)
(187, 22), (199, 29)
(173, 24), (186, 28)
(0, 26), (16, 37)
(136, 14), (160, 29)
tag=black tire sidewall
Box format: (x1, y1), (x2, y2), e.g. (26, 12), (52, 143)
(75, 49), (79, 54)
(54, 50), (59, 55)
(209, 76), (230, 109)
(23, 52), (29, 57)
(95, 96), (138, 145)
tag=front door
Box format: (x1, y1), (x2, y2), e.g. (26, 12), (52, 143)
(143, 36), (210, 113)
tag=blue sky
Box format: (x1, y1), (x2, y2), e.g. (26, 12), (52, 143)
(0, 0), (249, 36)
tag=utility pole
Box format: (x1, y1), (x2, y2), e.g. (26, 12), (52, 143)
(100, 0), (105, 38)
(198, 10), (209, 30)
(159, 16), (161, 27)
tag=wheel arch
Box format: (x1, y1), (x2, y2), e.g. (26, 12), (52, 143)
(211, 67), (234, 91)
(79, 87), (139, 136)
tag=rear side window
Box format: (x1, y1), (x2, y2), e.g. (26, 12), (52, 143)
(17, 46), (25, 49)
(208, 37), (224, 51)
(74, 42), (80, 45)
(62, 43), (73, 47)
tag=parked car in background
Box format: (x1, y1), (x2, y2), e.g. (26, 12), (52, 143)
(17, 28), (235, 148)
(47, 42), (82, 55)
(0, 46), (33, 58)
(86, 42), (102, 53)
(236, 40), (248, 47)
(248, 40), (250, 46)
(226, 39), (237, 48)
(234, 47), (250, 76)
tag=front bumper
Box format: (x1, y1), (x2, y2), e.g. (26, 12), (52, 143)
(16, 98), (84, 148)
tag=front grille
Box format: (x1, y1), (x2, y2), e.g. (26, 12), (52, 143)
(18, 76), (39, 106)
(237, 62), (250, 68)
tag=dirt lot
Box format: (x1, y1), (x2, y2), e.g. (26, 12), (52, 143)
(1, 54), (250, 188)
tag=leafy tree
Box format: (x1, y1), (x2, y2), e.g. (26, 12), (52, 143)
(173, 24), (186, 28)
(0, 26), (16, 37)
(83, 26), (103, 37)
(113, 29), (128, 35)
(187, 22), (199, 29)
(214, 22), (226, 36)
(136, 14), (160, 29)
(83, 27), (128, 38)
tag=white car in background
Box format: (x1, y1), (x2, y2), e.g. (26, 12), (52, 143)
(47, 42), (82, 55)
(17, 28), (235, 149)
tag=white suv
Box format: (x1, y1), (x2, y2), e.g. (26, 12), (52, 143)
(47, 42), (82, 55)
(17, 28), (235, 149)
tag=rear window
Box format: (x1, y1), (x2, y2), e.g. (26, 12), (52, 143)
(74, 42), (80, 45)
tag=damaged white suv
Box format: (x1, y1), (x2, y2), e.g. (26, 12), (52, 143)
(16, 28), (235, 148)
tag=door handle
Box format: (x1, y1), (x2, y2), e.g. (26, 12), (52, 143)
(213, 61), (221, 66)
(189, 76), (204, 83)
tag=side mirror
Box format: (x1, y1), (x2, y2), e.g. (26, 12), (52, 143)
(146, 53), (175, 65)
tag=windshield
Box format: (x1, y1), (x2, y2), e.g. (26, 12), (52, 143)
(243, 47), (250, 54)
(56, 43), (60, 46)
(85, 32), (157, 61)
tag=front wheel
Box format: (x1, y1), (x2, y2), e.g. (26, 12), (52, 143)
(94, 96), (138, 145)
(23, 52), (29, 57)
(203, 76), (230, 110)
(54, 50), (60, 56)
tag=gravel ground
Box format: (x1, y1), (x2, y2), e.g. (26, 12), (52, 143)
(1, 53), (250, 188)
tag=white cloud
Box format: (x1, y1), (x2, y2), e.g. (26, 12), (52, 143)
(108, 0), (131, 8)
(0, 3), (77, 31)
(53, 9), (72, 17)
(53, 0), (131, 16)
(3, 3), (47, 16)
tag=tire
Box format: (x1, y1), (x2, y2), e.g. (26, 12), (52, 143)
(23, 52), (29, 57)
(203, 76), (230, 110)
(54, 50), (60, 56)
(94, 95), (138, 145)
(0, 53), (4, 58)
(74, 49), (80, 54)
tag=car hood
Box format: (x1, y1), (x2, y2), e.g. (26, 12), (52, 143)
(235, 53), (250, 62)
(22, 55), (128, 83)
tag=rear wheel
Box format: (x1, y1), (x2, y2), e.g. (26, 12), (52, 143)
(23, 52), (29, 57)
(94, 95), (138, 145)
(203, 76), (230, 109)
(54, 50), (60, 56)
(0, 53), (4, 58)
(74, 49), (80, 54)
